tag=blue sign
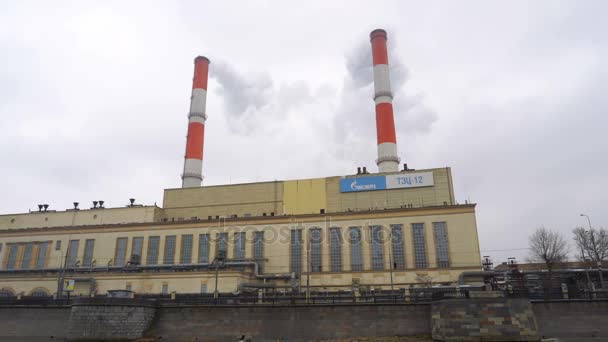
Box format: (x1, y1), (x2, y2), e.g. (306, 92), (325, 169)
(340, 176), (387, 193)
(339, 172), (434, 193)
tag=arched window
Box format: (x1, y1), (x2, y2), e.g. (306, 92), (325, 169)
(0, 288), (15, 298)
(29, 287), (50, 297)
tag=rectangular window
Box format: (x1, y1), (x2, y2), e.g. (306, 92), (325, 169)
(55, 240), (61, 251)
(290, 230), (303, 274)
(7, 244), (19, 270)
(164, 235), (176, 264)
(412, 223), (427, 269)
(310, 228), (322, 272)
(391, 224), (406, 269)
(36, 242), (49, 269)
(67, 240), (79, 267)
(433, 222), (450, 268)
(234, 232), (245, 260)
(253, 231), (264, 273)
(131, 237), (144, 263)
(21, 243), (34, 269)
(216, 233), (228, 258)
(180, 234), (193, 264)
(114, 238), (128, 266)
(329, 227), (342, 272)
(370, 226), (384, 270)
(126, 283), (132, 291)
(0, 243), (3, 253)
(349, 227), (363, 271)
(83, 239), (95, 267)
(198, 234), (210, 263)
(161, 283), (168, 295)
(147, 236), (160, 265)
(200, 284), (208, 294)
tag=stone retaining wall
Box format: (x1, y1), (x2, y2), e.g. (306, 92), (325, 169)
(431, 298), (539, 341)
(67, 298), (156, 341)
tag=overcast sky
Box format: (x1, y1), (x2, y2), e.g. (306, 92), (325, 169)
(1, 1), (606, 264)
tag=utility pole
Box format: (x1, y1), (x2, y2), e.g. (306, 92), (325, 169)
(56, 237), (71, 300)
(389, 231), (394, 292)
(213, 259), (219, 299)
(56, 251), (67, 299)
(214, 216), (226, 299)
(306, 231), (311, 304)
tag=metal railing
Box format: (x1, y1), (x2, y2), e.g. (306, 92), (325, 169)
(1, 286), (605, 307)
(0, 296), (71, 306)
(506, 288), (608, 301)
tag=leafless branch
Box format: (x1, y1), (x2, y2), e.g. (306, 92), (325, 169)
(528, 226), (569, 271)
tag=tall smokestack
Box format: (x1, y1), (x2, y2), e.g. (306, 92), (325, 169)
(182, 56), (210, 188)
(370, 29), (400, 173)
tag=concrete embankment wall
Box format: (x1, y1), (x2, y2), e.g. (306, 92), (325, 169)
(150, 304), (431, 341)
(0, 306), (71, 341)
(0, 300), (605, 341)
(533, 300), (608, 340)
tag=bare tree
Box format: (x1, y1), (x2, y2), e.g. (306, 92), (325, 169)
(573, 226), (607, 287)
(573, 226), (608, 263)
(528, 227), (569, 296)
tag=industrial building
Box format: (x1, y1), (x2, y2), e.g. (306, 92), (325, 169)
(0, 29), (482, 298)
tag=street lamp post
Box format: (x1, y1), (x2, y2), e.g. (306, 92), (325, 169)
(580, 214), (604, 288)
(580, 214), (592, 231)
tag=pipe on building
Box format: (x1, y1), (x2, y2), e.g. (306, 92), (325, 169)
(182, 56), (210, 188)
(223, 261), (293, 280)
(0, 261), (292, 281)
(370, 29), (400, 173)
(238, 282), (277, 291)
(458, 271), (505, 285)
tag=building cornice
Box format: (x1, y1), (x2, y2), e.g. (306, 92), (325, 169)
(0, 204), (476, 237)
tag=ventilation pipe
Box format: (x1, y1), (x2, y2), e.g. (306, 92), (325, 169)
(370, 29), (400, 173)
(181, 56), (210, 188)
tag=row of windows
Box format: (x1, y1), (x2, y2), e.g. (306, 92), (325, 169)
(4, 241), (50, 270)
(2, 231), (266, 270)
(290, 222), (450, 273)
(105, 233), (265, 267)
(2, 223), (449, 272)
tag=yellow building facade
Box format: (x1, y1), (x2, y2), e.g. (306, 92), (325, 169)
(0, 168), (481, 297)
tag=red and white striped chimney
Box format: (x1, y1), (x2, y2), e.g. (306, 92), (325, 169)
(370, 29), (400, 173)
(182, 56), (210, 188)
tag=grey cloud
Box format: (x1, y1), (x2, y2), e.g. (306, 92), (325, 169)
(211, 61), (273, 118)
(210, 61), (314, 135)
(207, 36), (432, 163)
(345, 42), (372, 89)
